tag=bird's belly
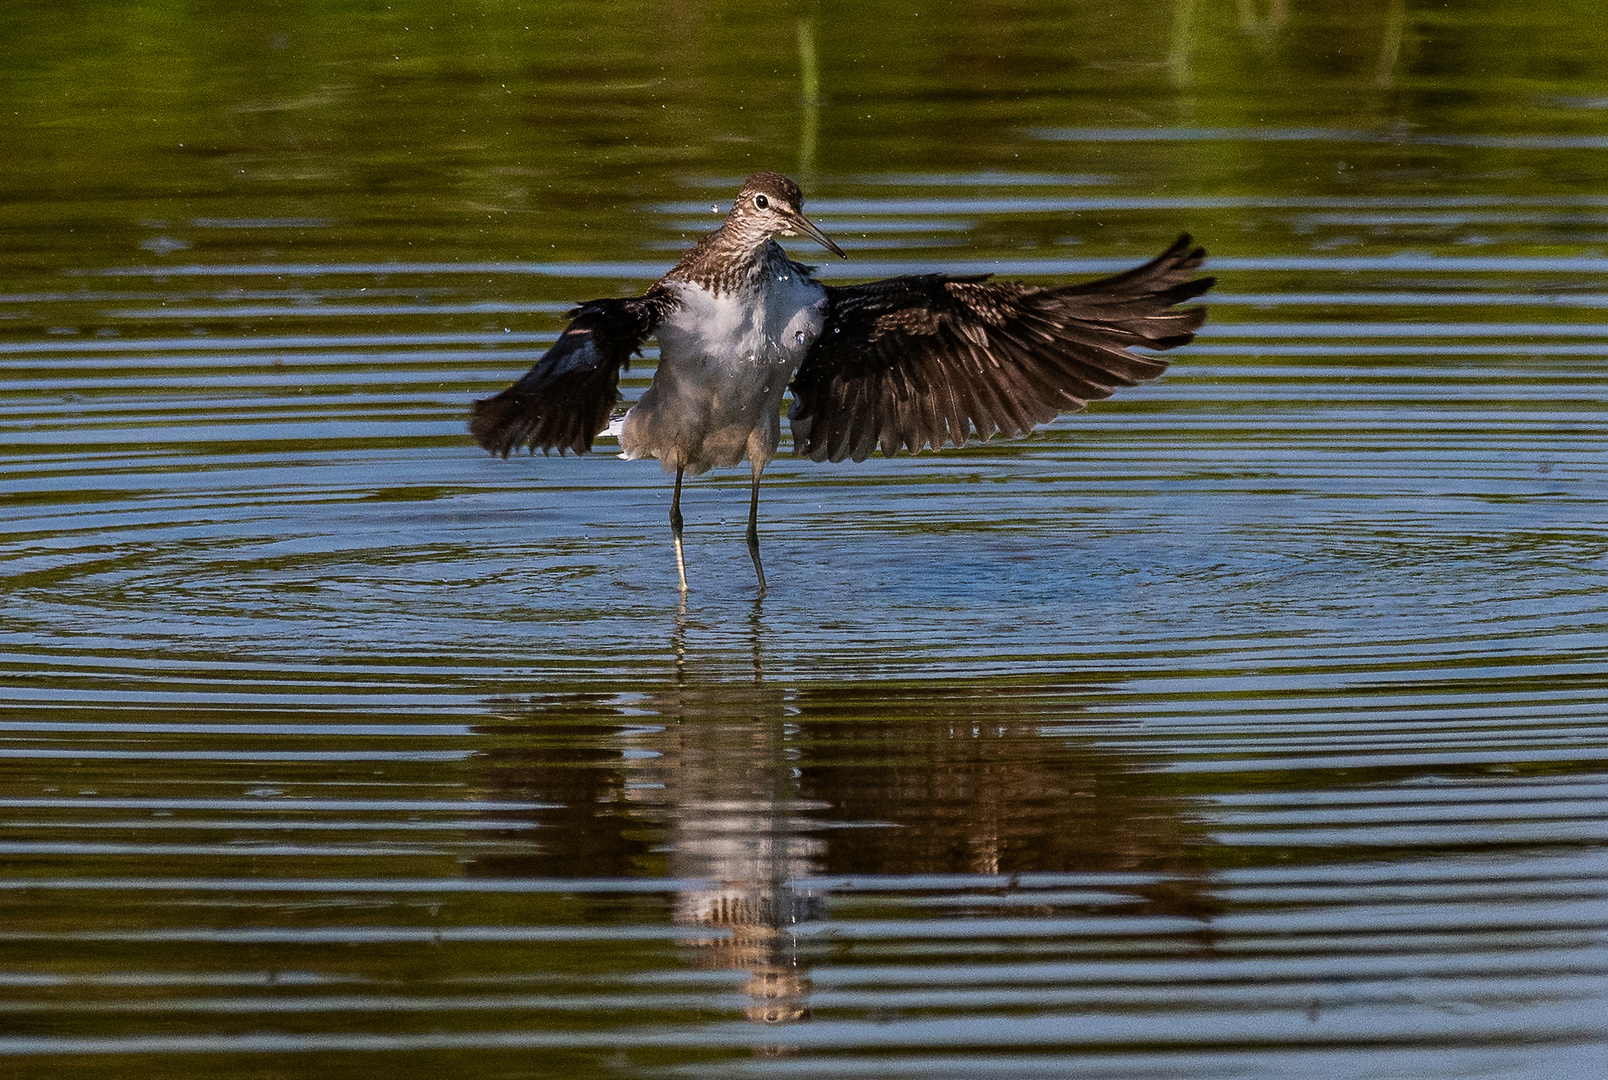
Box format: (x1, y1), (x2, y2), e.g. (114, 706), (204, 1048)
(620, 279), (825, 475)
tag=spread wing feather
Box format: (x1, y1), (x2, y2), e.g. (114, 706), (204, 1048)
(469, 290), (671, 457)
(789, 234), (1214, 462)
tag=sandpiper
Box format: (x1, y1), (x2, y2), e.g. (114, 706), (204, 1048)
(471, 172), (1214, 594)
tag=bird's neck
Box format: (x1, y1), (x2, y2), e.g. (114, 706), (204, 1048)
(665, 227), (790, 297)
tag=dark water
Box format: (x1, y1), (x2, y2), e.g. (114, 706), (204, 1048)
(3, 1), (1607, 1077)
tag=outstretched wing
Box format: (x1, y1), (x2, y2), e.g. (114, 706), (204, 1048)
(788, 234), (1214, 463)
(469, 291), (672, 457)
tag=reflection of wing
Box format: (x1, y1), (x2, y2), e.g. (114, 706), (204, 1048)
(469, 290), (673, 456)
(788, 235), (1214, 463)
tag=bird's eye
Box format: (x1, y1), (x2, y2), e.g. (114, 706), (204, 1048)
(754, 194), (769, 209)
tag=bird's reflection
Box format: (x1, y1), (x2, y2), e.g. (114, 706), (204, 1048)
(660, 596), (817, 1022)
(669, 593), (767, 685)
(641, 680), (819, 1023)
(470, 606), (1217, 1027)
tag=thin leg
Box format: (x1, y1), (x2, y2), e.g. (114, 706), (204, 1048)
(746, 462), (767, 596)
(670, 466), (688, 593)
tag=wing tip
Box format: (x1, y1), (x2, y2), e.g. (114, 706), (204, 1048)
(468, 392), (518, 457)
(469, 389), (600, 458)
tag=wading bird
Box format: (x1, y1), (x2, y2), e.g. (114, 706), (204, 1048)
(471, 172), (1213, 594)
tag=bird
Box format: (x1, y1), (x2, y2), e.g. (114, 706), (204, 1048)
(470, 171), (1214, 595)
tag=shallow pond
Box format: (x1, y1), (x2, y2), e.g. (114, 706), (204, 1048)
(2, 2), (1606, 1077)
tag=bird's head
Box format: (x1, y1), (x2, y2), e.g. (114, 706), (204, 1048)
(727, 172), (846, 259)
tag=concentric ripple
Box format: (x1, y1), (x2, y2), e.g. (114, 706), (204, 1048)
(4, 156), (1608, 1078)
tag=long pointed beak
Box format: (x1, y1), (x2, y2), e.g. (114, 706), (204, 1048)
(785, 212), (847, 259)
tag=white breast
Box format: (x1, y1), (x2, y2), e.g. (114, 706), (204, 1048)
(619, 266), (827, 475)
(657, 271), (825, 368)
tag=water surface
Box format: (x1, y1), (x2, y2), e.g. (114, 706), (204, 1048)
(2, 2), (1607, 1077)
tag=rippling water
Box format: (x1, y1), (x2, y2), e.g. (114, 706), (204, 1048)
(4, 3), (1608, 1076)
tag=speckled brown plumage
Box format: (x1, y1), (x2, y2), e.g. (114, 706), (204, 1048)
(467, 172), (1214, 592)
(788, 234), (1213, 462)
(664, 173), (821, 297)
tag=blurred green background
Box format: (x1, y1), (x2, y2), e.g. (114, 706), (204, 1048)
(4, 0), (1606, 277)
